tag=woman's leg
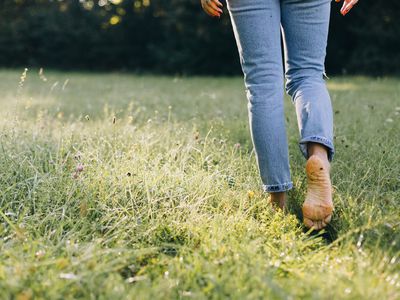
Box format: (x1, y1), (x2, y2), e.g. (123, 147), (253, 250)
(226, 0), (293, 205)
(281, 0), (334, 228)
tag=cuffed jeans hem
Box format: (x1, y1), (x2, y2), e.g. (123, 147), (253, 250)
(299, 135), (335, 162)
(262, 181), (293, 193)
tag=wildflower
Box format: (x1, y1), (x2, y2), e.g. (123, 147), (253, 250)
(76, 163), (84, 172)
(234, 143), (241, 149)
(72, 163), (84, 179)
(248, 190), (255, 199)
(35, 250), (46, 259)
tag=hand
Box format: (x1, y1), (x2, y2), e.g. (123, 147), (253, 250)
(201, 0), (223, 18)
(336, 0), (359, 16)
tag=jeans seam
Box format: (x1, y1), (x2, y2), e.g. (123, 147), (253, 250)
(262, 181), (293, 193)
(299, 135), (335, 162)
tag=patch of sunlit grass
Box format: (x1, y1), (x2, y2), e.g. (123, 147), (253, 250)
(0, 70), (399, 299)
(327, 82), (359, 91)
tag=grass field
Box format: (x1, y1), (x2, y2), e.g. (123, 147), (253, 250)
(0, 69), (399, 299)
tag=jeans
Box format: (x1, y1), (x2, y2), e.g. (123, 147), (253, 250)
(226, 0), (335, 193)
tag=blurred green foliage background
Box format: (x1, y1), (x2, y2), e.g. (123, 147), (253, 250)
(0, 0), (399, 75)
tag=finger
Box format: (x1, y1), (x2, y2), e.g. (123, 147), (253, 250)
(208, 0), (223, 13)
(204, 4), (220, 17)
(341, 0), (358, 15)
(203, 0), (220, 15)
(341, 0), (350, 14)
(340, 0), (349, 13)
(213, 0), (224, 7)
(341, 3), (350, 15)
(202, 1), (220, 17)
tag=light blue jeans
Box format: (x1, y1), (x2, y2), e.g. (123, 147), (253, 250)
(226, 0), (335, 193)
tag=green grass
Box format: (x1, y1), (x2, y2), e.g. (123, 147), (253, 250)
(0, 69), (399, 299)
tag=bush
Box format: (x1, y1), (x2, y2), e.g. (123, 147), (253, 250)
(0, 0), (398, 75)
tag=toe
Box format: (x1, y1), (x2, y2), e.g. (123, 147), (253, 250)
(319, 214), (332, 229)
(315, 220), (322, 230)
(304, 217), (314, 229)
(324, 214), (332, 224)
(320, 220), (328, 229)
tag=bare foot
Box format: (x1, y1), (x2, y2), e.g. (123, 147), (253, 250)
(270, 192), (286, 210)
(302, 155), (333, 230)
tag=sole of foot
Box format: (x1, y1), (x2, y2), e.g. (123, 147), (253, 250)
(302, 154), (334, 230)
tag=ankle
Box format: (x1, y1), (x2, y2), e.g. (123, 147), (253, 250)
(307, 142), (330, 163)
(269, 192), (286, 210)
(270, 191), (286, 204)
